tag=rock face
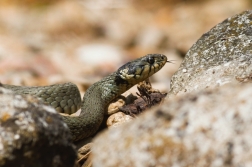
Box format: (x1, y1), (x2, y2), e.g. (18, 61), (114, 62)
(0, 88), (76, 167)
(92, 10), (252, 167)
(169, 10), (252, 96)
(93, 82), (252, 167)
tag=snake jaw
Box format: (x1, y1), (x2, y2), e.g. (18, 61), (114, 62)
(118, 68), (135, 80)
(114, 74), (129, 86)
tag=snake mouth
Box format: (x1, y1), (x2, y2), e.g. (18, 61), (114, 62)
(115, 54), (168, 85)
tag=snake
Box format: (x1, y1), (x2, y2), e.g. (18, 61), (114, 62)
(1, 54), (168, 141)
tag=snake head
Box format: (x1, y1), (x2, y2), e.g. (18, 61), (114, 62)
(115, 54), (167, 85)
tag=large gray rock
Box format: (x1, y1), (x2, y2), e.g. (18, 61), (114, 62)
(92, 10), (252, 167)
(0, 88), (76, 167)
(93, 82), (252, 167)
(169, 10), (252, 96)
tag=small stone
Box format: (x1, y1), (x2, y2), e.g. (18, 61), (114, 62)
(107, 99), (125, 115)
(107, 112), (133, 127)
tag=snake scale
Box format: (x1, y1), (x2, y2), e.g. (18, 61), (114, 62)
(2, 54), (168, 141)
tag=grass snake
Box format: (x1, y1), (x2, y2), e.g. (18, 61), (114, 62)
(2, 54), (168, 141)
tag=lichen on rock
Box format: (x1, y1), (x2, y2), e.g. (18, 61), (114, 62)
(0, 88), (76, 167)
(93, 82), (252, 167)
(169, 10), (252, 96)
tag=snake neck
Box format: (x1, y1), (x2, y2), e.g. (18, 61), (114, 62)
(65, 72), (135, 141)
(80, 72), (132, 116)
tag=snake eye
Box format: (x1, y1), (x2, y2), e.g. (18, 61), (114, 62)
(147, 57), (155, 64)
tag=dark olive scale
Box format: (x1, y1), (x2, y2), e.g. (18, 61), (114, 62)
(3, 82), (81, 114)
(2, 54), (167, 141)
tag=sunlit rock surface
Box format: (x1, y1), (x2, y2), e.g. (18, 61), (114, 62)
(169, 10), (252, 96)
(93, 82), (252, 167)
(0, 88), (76, 167)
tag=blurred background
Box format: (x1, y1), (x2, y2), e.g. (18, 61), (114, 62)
(0, 0), (250, 94)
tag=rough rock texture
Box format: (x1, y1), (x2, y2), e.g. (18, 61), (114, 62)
(92, 10), (252, 167)
(169, 10), (252, 96)
(0, 88), (76, 167)
(92, 82), (252, 167)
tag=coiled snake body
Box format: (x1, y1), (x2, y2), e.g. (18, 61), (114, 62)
(2, 54), (167, 141)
